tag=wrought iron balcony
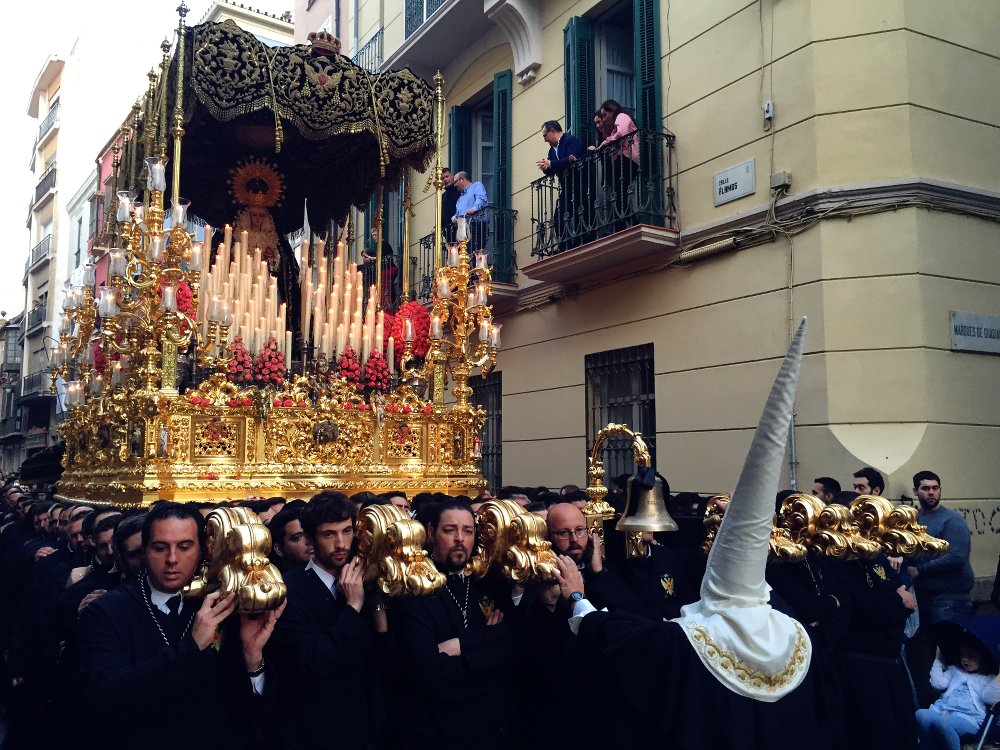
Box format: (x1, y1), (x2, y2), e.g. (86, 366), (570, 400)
(20, 369), (53, 400)
(352, 28), (383, 72)
(410, 206), (518, 303)
(26, 303), (46, 333)
(34, 163), (57, 205)
(27, 234), (52, 270)
(530, 129), (676, 260)
(38, 102), (59, 140)
(405, 0), (446, 38)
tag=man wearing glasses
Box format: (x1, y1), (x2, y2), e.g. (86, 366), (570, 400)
(546, 503), (621, 610)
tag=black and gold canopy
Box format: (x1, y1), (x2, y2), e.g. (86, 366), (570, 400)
(159, 20), (435, 235)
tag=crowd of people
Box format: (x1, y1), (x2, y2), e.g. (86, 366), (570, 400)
(0, 465), (994, 750)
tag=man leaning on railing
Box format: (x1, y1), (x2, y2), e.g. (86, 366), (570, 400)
(452, 172), (488, 254)
(537, 120), (586, 253)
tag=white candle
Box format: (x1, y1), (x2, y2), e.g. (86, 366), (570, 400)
(336, 323), (346, 356)
(285, 331), (292, 364)
(404, 319), (414, 343)
(437, 276), (452, 299)
(479, 318), (491, 340)
(455, 218), (468, 243)
(476, 283), (488, 307)
(475, 251), (487, 269)
(430, 315), (442, 340)
(160, 284), (177, 312)
(387, 337), (395, 374)
(489, 323), (502, 348)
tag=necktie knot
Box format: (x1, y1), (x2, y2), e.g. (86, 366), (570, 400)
(165, 595), (182, 616)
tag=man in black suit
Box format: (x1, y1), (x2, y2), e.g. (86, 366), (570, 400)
(77, 502), (284, 750)
(537, 120), (588, 249)
(392, 499), (520, 750)
(267, 491), (382, 750)
(441, 167), (460, 243)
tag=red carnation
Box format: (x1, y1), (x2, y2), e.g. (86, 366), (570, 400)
(387, 301), (431, 366)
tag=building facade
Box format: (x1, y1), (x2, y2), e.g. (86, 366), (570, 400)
(325, 0), (1000, 581)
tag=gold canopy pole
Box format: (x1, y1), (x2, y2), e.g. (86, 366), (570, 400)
(170, 2), (189, 206)
(375, 186), (384, 309)
(402, 175), (411, 300)
(432, 71), (445, 277)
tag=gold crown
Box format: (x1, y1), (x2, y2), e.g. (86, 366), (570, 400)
(229, 158), (284, 209)
(308, 31), (341, 57)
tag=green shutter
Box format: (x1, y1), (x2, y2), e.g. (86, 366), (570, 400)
(564, 17), (595, 147)
(492, 69), (514, 283)
(633, 0), (662, 132)
(448, 105), (472, 175)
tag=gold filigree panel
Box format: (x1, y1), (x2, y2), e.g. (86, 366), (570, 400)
(194, 416), (240, 459)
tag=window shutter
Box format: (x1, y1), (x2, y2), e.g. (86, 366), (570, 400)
(633, 0), (662, 132)
(448, 105), (472, 175)
(492, 70), (512, 212)
(563, 17), (595, 147)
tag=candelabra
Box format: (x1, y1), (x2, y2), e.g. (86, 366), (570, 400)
(423, 228), (501, 410)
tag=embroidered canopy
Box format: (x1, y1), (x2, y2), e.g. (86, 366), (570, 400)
(160, 20), (435, 235)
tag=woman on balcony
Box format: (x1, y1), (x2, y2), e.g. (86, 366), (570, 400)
(589, 100), (639, 233)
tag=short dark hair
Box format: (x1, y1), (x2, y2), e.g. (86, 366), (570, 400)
(814, 477), (841, 496)
(913, 470), (941, 488)
(496, 486), (523, 500)
(853, 467), (885, 494)
(141, 502), (205, 548)
(524, 501), (547, 513)
(268, 504), (305, 549)
(93, 514), (121, 537)
(113, 513), (146, 552)
(542, 120), (562, 133)
(300, 492), (354, 540)
(831, 490), (859, 507)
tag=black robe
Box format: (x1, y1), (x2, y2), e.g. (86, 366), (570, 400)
(266, 566), (381, 750)
(77, 577), (266, 750)
(391, 571), (520, 750)
(575, 610), (822, 749)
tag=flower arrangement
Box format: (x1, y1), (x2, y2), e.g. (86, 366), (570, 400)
(227, 336), (253, 385)
(253, 336), (286, 388)
(336, 346), (363, 390)
(388, 301), (431, 365)
(362, 350), (391, 394)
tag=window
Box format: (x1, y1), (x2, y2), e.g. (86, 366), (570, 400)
(470, 101), (495, 204)
(75, 216), (83, 268)
(471, 370), (502, 493)
(596, 21), (635, 113)
(585, 344), (656, 483)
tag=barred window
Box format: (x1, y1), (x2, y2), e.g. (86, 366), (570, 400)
(585, 344), (655, 484)
(471, 370), (502, 493)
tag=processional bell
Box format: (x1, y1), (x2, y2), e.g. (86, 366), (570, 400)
(616, 467), (679, 533)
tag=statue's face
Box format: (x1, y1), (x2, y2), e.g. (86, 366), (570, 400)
(248, 206), (268, 231)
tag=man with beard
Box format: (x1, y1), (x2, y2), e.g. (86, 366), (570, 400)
(907, 470), (974, 627)
(392, 500), (520, 750)
(77, 502), (284, 750)
(266, 492), (381, 750)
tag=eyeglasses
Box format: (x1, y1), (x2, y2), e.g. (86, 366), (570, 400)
(551, 527), (588, 541)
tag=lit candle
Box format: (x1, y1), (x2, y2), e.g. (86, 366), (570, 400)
(160, 284), (177, 312)
(467, 291), (475, 309)
(171, 198), (190, 226)
(430, 315), (442, 340)
(479, 318), (491, 341)
(112, 362), (123, 387)
(387, 336), (395, 375)
(448, 243), (460, 267)
(336, 323), (346, 355)
(489, 323), (502, 348)
(284, 331), (292, 364)
(219, 299), (233, 327)
(476, 283), (488, 307)
(404, 319), (414, 343)
(150, 235), (165, 263)
(437, 275), (452, 299)
(90, 375), (103, 396)
(455, 218), (468, 243)
(475, 251), (487, 269)
(189, 243), (203, 272)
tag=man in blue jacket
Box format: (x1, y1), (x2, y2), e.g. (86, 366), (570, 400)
(537, 120), (586, 251)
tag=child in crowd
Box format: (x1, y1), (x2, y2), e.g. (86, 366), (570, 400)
(916, 638), (1000, 749)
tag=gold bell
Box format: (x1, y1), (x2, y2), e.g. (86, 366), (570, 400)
(616, 471), (679, 533)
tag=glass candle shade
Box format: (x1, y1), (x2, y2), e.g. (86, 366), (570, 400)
(145, 156), (167, 192)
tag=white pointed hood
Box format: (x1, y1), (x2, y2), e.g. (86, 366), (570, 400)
(676, 319), (811, 701)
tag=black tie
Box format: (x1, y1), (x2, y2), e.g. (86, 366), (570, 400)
(165, 595), (182, 617)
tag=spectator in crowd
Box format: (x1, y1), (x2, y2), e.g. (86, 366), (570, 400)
(537, 120), (587, 250)
(441, 167), (460, 242)
(451, 171), (489, 254)
(811, 477), (841, 503)
(907, 470), (974, 627)
(588, 99), (639, 232)
(852, 466), (885, 496)
(361, 228), (399, 309)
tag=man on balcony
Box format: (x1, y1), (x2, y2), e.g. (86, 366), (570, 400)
(452, 171), (489, 256)
(537, 120), (587, 252)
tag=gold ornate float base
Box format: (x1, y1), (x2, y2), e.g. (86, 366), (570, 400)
(56, 375), (487, 507)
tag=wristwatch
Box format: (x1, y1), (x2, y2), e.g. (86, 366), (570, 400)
(569, 591), (585, 603)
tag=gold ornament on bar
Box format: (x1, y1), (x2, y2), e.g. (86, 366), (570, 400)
(356, 504), (445, 597)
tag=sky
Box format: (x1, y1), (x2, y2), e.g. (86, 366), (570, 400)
(0, 0), (293, 318)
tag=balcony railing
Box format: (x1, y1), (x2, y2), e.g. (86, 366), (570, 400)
(0, 416), (22, 439)
(34, 163), (57, 205)
(410, 206), (518, 303)
(38, 102), (60, 140)
(352, 28), (383, 72)
(20, 369), (53, 399)
(26, 303), (46, 332)
(359, 249), (403, 313)
(405, 0), (445, 38)
(28, 234), (52, 269)
(530, 129), (676, 259)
